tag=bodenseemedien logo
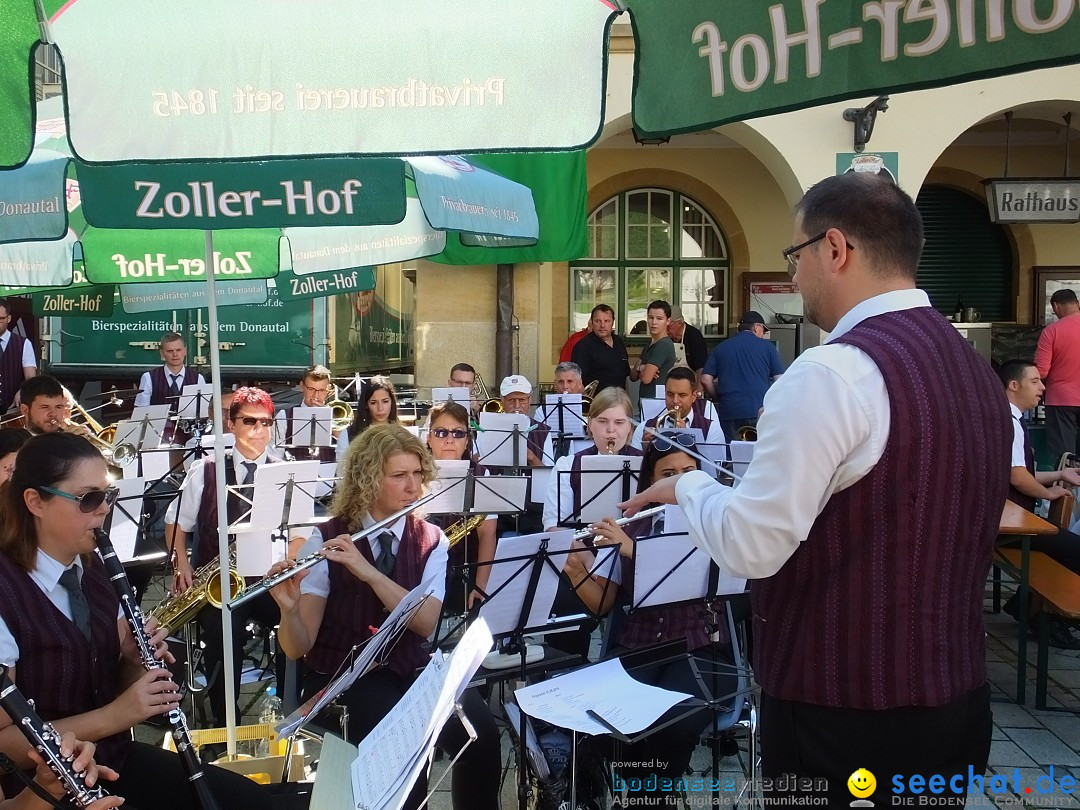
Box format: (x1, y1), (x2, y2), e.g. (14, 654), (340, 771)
(848, 768), (877, 807)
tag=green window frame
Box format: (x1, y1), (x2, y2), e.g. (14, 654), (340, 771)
(571, 188), (730, 339)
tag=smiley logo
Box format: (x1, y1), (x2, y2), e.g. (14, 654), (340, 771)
(848, 768), (876, 799)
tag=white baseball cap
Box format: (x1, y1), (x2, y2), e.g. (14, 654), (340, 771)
(500, 375), (533, 396)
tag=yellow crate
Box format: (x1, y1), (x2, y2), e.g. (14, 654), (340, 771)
(162, 723), (304, 784)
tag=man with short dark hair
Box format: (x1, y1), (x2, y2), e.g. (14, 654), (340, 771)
(1035, 288), (1080, 460)
(629, 300), (675, 400)
(701, 310), (785, 440)
(0, 298), (37, 413)
(276, 364), (337, 461)
(625, 172), (1011, 806)
(17, 375), (67, 435)
(447, 362), (479, 414)
(571, 304), (630, 392)
(630, 366), (725, 451)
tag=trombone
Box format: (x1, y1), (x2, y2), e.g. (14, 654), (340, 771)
(62, 394), (136, 467)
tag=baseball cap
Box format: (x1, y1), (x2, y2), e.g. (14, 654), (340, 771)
(500, 375), (533, 396)
(739, 311), (769, 331)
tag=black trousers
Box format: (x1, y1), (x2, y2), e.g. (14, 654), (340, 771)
(1045, 405), (1080, 460)
(1006, 526), (1080, 575)
(760, 683), (992, 807)
(111, 740), (270, 810)
(302, 667), (501, 810)
(196, 590), (282, 726)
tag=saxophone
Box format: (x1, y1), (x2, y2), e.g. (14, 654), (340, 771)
(444, 514), (487, 548)
(150, 545), (245, 633)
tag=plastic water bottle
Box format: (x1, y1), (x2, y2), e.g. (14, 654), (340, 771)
(255, 686), (282, 757)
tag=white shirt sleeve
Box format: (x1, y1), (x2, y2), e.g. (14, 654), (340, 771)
(675, 345), (888, 579)
(196, 373), (207, 386)
(0, 614), (19, 665)
(1011, 417), (1027, 468)
(20, 339), (36, 370)
(174, 458), (208, 532)
(544, 455), (574, 529)
(134, 371), (153, 408)
(629, 422), (645, 451)
(336, 431), (349, 466)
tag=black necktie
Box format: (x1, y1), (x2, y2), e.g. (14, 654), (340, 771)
(58, 566), (92, 642)
(374, 531), (396, 576)
(241, 461), (258, 485)
(167, 373), (181, 399)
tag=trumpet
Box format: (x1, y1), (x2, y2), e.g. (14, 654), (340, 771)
(63, 419), (137, 467)
(734, 425), (758, 441)
(657, 407), (684, 429)
(229, 490), (439, 609)
(480, 398), (504, 414)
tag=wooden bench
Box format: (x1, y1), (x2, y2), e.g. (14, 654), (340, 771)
(996, 490), (1080, 710)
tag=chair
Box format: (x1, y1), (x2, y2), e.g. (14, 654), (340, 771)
(699, 596), (759, 806)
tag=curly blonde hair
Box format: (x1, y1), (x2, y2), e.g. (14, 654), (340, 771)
(331, 423), (437, 530)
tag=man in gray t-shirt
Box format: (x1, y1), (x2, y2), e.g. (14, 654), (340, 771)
(631, 299), (676, 399)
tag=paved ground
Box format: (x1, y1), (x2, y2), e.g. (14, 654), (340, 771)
(132, 575), (1080, 808)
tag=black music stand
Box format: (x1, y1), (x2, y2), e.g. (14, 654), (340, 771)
(555, 456), (642, 529)
(539, 394), (587, 463)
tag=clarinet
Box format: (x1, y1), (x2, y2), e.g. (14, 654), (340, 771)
(93, 529), (223, 810)
(0, 665), (110, 808)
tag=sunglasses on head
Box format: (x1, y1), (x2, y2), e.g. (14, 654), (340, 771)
(37, 485), (119, 513)
(237, 416), (274, 428)
(431, 428), (469, 439)
(651, 431), (697, 453)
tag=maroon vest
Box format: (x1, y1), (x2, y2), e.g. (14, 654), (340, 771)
(1008, 413), (1037, 513)
(644, 405), (713, 439)
(194, 452), (283, 569)
(149, 365), (200, 411)
(304, 515), (442, 678)
(0, 551), (129, 793)
(568, 444), (643, 521)
(281, 407), (336, 463)
(0, 332), (27, 411)
(528, 418), (551, 462)
(616, 518), (718, 651)
(751, 308), (1011, 709)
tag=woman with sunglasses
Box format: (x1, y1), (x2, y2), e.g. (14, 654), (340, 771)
(423, 400), (496, 611)
(336, 375), (399, 465)
(565, 430), (737, 808)
(0, 433), (267, 810)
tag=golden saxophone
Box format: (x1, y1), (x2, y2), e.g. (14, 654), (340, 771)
(151, 545), (245, 632)
(444, 513), (487, 548)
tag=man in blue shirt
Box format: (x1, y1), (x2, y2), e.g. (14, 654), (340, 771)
(701, 310), (785, 439)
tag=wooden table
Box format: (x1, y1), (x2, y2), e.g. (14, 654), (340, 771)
(996, 500), (1058, 704)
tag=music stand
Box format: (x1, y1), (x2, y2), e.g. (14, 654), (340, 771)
(476, 412), (531, 470)
(539, 394), (587, 462)
(555, 455), (643, 528)
(286, 406), (333, 451)
(471, 529), (619, 810)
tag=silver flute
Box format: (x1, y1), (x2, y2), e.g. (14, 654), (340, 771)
(0, 666), (111, 808)
(570, 504), (667, 541)
(229, 490), (440, 609)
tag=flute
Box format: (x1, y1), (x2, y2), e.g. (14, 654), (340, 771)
(570, 504), (667, 542)
(229, 490), (439, 609)
(94, 530), (222, 810)
(0, 666), (111, 808)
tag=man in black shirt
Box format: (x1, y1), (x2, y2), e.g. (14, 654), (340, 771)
(571, 304), (630, 392)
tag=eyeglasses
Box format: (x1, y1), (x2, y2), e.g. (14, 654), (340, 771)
(431, 428), (469, 439)
(37, 485), (119, 513)
(237, 416), (273, 428)
(781, 231), (855, 272)
(650, 431), (697, 453)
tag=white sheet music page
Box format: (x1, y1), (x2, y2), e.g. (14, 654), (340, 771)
(477, 530), (574, 636)
(476, 412), (530, 467)
(514, 658), (692, 735)
(351, 619), (493, 810)
(577, 455), (643, 525)
(428, 460), (469, 514)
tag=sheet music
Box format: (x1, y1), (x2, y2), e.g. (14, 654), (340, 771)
(640, 396), (667, 424)
(538, 394), (587, 438)
(126, 446), (172, 482)
(107, 477), (148, 561)
(427, 460), (469, 513)
(231, 460), (320, 577)
(431, 387), (471, 407)
(514, 658), (692, 736)
(276, 580), (436, 739)
(351, 619), (493, 810)
(729, 440), (754, 485)
(472, 475), (528, 515)
(477, 529), (574, 636)
(289, 406), (333, 448)
(177, 383), (214, 419)
(114, 405), (171, 449)
(529, 467), (552, 505)
(476, 412), (530, 467)
(575, 455), (642, 525)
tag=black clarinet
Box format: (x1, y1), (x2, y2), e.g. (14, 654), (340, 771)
(0, 665), (110, 808)
(93, 529), (223, 810)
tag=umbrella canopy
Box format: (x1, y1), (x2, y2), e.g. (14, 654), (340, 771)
(0, 0), (38, 168)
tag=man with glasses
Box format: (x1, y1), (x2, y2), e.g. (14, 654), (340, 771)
(447, 362), (480, 416)
(0, 298), (37, 414)
(624, 172), (1011, 806)
(275, 365), (337, 461)
(700, 311), (785, 441)
(166, 386), (289, 728)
